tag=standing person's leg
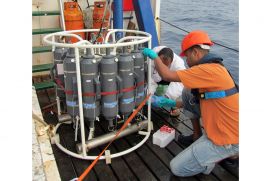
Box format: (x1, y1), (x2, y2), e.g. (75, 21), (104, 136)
(178, 88), (202, 146)
(191, 118), (202, 140)
(170, 134), (239, 177)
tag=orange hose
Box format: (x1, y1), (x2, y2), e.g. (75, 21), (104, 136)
(77, 94), (151, 181)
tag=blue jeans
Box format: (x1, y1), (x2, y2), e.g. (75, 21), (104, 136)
(171, 88), (239, 176)
(170, 133), (239, 176)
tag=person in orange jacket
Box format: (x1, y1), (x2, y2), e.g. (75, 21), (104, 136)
(144, 30), (239, 176)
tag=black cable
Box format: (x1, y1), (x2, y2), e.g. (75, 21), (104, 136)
(157, 17), (239, 53)
(93, 0), (111, 44)
(86, 0), (90, 8)
(72, 0), (83, 14)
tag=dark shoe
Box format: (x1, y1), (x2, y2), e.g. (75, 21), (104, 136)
(178, 134), (194, 147)
(220, 157), (239, 168)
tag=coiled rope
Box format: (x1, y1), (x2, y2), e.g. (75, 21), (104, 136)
(157, 17), (239, 53)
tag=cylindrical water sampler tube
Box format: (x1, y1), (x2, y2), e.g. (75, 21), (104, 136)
(118, 47), (135, 118)
(132, 45), (145, 106)
(63, 48), (79, 117)
(80, 48), (101, 121)
(100, 49), (119, 127)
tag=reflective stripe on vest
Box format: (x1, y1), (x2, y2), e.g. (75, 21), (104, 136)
(199, 87), (238, 100)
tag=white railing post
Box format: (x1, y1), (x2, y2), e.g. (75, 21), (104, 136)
(74, 47), (87, 157)
(154, 0), (161, 43)
(147, 39), (152, 132)
(58, 0), (66, 31)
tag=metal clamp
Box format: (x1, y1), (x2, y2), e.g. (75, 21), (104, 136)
(105, 150), (111, 164)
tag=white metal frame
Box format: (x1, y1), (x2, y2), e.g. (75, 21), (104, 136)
(58, 0), (65, 31)
(43, 29), (152, 160)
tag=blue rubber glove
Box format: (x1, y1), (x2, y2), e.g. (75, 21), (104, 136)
(151, 95), (176, 108)
(142, 48), (158, 59)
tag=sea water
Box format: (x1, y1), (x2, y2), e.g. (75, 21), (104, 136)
(160, 0), (239, 84)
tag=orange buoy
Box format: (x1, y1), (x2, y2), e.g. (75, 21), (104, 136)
(64, 2), (85, 43)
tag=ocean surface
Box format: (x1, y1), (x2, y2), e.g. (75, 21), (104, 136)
(160, 0), (239, 83)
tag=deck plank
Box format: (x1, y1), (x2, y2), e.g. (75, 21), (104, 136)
(99, 118), (158, 181)
(127, 129), (197, 181)
(60, 125), (96, 180)
(132, 135), (199, 181)
(94, 121), (139, 181)
(59, 124), (100, 181)
(51, 142), (78, 181)
(124, 134), (173, 181)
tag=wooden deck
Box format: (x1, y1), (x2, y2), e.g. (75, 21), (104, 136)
(41, 107), (238, 181)
(33, 76), (238, 181)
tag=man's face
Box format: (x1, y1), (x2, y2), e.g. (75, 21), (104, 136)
(159, 54), (172, 67)
(184, 48), (200, 67)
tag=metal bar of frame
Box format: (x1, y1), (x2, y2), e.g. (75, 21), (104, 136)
(147, 39), (152, 131)
(58, 0), (66, 31)
(43, 29), (152, 48)
(74, 47), (87, 157)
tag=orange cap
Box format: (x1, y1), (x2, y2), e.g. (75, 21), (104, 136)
(180, 30), (214, 57)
